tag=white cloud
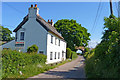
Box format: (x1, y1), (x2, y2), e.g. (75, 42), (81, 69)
(88, 40), (101, 48)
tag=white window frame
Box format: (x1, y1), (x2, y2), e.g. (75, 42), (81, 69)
(55, 52), (57, 59)
(20, 31), (25, 41)
(51, 35), (53, 44)
(55, 38), (57, 45)
(58, 39), (60, 46)
(58, 52), (60, 59)
(50, 52), (53, 60)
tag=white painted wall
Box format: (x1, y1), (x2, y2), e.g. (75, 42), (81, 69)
(46, 33), (66, 64)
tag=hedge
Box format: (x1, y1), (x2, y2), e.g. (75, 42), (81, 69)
(71, 51), (78, 59)
(2, 49), (46, 78)
(66, 48), (72, 59)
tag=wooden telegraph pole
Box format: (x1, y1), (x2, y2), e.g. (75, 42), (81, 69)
(118, 1), (120, 17)
(110, 0), (113, 15)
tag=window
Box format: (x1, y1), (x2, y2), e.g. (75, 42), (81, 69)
(58, 40), (60, 46)
(62, 51), (64, 57)
(55, 38), (57, 45)
(39, 51), (44, 54)
(15, 32), (17, 41)
(51, 35), (53, 43)
(55, 52), (56, 59)
(50, 52), (53, 60)
(20, 32), (24, 40)
(58, 52), (60, 59)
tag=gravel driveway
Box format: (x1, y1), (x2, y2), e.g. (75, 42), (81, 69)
(27, 56), (86, 79)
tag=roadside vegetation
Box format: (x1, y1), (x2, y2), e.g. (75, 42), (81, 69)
(85, 15), (120, 78)
(66, 48), (78, 60)
(2, 47), (78, 78)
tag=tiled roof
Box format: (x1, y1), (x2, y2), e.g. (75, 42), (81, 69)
(13, 15), (64, 39)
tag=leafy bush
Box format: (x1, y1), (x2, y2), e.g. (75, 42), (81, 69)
(83, 47), (90, 58)
(71, 51), (78, 59)
(27, 44), (38, 53)
(2, 49), (46, 78)
(85, 15), (120, 78)
(66, 48), (72, 59)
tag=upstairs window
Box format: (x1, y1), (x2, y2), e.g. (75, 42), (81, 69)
(58, 40), (60, 46)
(55, 38), (57, 45)
(20, 32), (24, 40)
(51, 35), (53, 44)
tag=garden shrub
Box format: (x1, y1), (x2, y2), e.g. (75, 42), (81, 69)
(2, 49), (46, 78)
(27, 44), (38, 53)
(66, 48), (71, 59)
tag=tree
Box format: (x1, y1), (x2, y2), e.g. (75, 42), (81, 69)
(85, 15), (120, 78)
(0, 26), (14, 41)
(54, 19), (90, 50)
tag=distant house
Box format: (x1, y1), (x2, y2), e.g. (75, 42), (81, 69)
(2, 4), (67, 64)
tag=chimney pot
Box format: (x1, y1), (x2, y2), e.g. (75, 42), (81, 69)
(48, 19), (50, 22)
(31, 4), (33, 8)
(51, 19), (53, 22)
(35, 4), (37, 7)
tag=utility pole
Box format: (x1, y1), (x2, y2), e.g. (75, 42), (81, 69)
(110, 0), (113, 15)
(118, 1), (120, 17)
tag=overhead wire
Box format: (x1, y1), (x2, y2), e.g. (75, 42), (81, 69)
(114, 1), (119, 16)
(4, 3), (24, 15)
(2, 3), (25, 31)
(93, 2), (103, 34)
(91, 0), (102, 33)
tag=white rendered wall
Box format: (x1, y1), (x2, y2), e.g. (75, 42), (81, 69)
(46, 33), (66, 64)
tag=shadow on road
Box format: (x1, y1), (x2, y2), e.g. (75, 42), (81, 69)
(44, 61), (86, 78)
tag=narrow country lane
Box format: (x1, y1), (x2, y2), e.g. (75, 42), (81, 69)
(27, 56), (86, 79)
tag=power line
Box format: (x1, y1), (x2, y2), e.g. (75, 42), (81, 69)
(115, 1), (119, 15)
(93, 2), (103, 33)
(4, 3), (24, 15)
(91, 0), (102, 33)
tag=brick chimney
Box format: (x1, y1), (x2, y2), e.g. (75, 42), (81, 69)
(28, 4), (39, 18)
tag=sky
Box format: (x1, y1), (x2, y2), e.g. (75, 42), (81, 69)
(1, 2), (119, 48)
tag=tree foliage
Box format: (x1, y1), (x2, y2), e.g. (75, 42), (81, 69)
(54, 19), (90, 50)
(0, 26), (14, 41)
(85, 15), (120, 78)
